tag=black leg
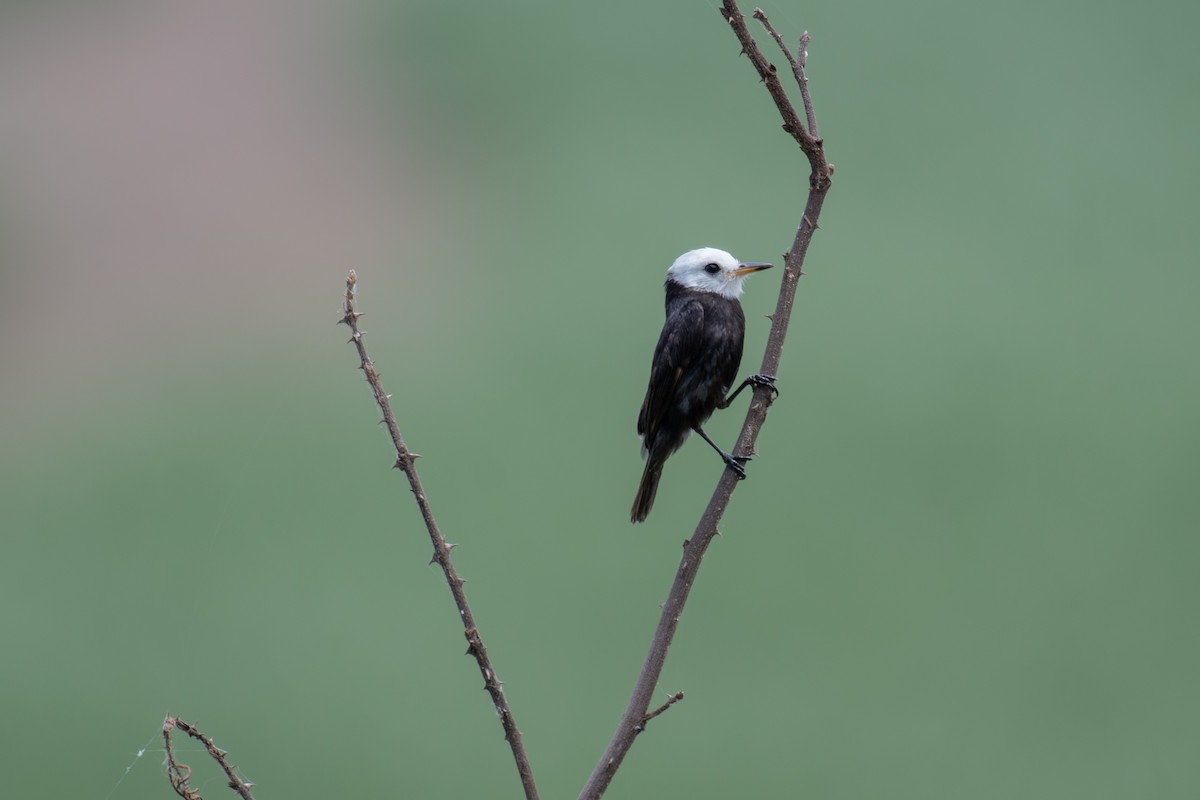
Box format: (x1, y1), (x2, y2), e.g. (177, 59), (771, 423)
(692, 425), (748, 479)
(717, 373), (779, 409)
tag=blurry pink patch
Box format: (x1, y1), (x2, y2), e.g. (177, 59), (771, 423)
(0, 1), (430, 402)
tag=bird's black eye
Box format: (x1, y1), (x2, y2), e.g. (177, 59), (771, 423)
(704, 263), (720, 275)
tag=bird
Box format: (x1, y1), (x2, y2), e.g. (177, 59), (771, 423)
(631, 247), (777, 523)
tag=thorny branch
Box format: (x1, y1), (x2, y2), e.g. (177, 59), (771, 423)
(577, 3), (834, 798)
(162, 715), (255, 800)
(755, 16), (819, 139)
(339, 272), (540, 800)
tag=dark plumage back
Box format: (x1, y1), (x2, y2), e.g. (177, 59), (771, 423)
(631, 281), (746, 522)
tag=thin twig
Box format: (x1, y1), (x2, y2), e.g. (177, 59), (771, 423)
(754, 10), (819, 140)
(577, 3), (833, 798)
(162, 716), (255, 800)
(755, 11), (800, 82)
(641, 691), (685, 728)
(796, 31), (818, 139)
(339, 271), (540, 800)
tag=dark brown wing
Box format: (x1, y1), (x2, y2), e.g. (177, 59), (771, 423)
(637, 299), (706, 450)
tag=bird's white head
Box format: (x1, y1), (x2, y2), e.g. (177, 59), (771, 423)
(666, 247), (772, 300)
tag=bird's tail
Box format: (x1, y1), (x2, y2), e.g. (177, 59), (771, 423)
(631, 453), (665, 523)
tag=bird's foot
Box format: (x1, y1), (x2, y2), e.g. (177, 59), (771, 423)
(718, 374), (780, 409)
(722, 452), (750, 480)
(745, 373), (780, 398)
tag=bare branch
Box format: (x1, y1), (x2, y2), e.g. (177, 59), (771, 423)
(754, 11), (801, 85)
(578, 3), (834, 797)
(753, 11), (819, 140)
(722, 2), (832, 190)
(796, 31), (818, 139)
(339, 271), (540, 800)
(162, 716), (255, 800)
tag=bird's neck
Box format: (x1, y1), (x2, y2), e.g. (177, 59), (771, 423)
(664, 278), (742, 305)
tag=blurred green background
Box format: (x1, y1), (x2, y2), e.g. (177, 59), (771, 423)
(2, 0), (1198, 797)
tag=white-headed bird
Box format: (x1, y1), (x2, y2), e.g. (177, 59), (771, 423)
(632, 247), (776, 523)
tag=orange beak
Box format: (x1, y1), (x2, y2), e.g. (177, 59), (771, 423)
(732, 262), (773, 276)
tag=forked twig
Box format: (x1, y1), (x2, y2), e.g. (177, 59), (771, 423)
(339, 271), (539, 800)
(577, 3), (833, 797)
(162, 716), (255, 800)
(754, 12), (819, 139)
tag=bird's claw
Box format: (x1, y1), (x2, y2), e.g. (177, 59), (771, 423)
(746, 373), (780, 398)
(723, 453), (750, 479)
